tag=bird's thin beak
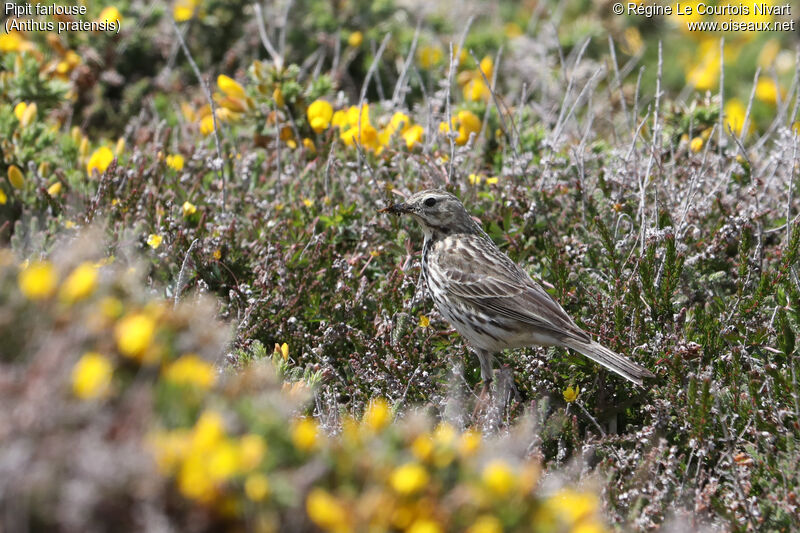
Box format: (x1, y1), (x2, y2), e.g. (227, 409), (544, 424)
(378, 202), (411, 215)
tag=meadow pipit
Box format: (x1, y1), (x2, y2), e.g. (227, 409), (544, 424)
(381, 189), (655, 386)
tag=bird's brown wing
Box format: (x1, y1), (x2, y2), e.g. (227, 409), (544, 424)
(434, 234), (591, 343)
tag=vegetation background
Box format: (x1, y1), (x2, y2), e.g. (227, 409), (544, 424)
(1, 0), (799, 531)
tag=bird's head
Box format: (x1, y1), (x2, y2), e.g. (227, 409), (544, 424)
(379, 189), (478, 237)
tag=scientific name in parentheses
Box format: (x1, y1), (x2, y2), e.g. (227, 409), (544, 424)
(625, 3), (792, 17)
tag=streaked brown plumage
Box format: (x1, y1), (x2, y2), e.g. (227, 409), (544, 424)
(381, 189), (655, 386)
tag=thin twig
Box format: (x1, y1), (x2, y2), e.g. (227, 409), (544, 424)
(171, 19), (227, 212)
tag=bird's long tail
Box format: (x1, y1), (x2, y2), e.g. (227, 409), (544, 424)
(564, 339), (655, 386)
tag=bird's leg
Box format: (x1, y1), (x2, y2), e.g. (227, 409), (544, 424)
(476, 348), (496, 395)
(471, 349), (495, 421)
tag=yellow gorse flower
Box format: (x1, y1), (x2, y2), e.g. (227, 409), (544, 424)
(147, 234), (163, 249)
(441, 110), (482, 146)
(690, 137), (703, 153)
(71, 352), (113, 400)
(363, 397), (391, 432)
(163, 354), (216, 389)
(182, 201), (197, 217)
(217, 75), (246, 99)
(14, 101), (37, 127)
(166, 154), (185, 171)
(18, 261), (58, 300)
(482, 459), (516, 497)
(173, 0), (198, 21)
(87, 146), (114, 176)
(563, 385), (579, 403)
(7, 165), (25, 189)
(97, 6), (122, 24)
(390, 462), (429, 495)
(306, 488), (348, 531)
(59, 262), (99, 303)
(307, 100), (334, 133)
(274, 342), (289, 360)
(348, 31), (363, 47)
(114, 311), (156, 359)
(291, 417), (319, 451)
(245, 473), (270, 501)
(47, 182), (62, 197)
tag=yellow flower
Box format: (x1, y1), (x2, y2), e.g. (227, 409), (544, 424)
(442, 110), (482, 146)
(390, 462), (429, 495)
(178, 455), (215, 502)
(418, 314), (430, 328)
(348, 31), (363, 47)
(87, 146), (114, 176)
(755, 78), (781, 105)
(7, 165), (24, 189)
(18, 261), (57, 300)
(545, 488), (600, 525)
(0, 31), (34, 53)
(217, 74), (246, 99)
(71, 352), (113, 400)
(60, 262), (99, 303)
(306, 488), (348, 531)
(307, 100), (334, 133)
(403, 124), (424, 148)
(331, 110), (348, 128)
(47, 182), (63, 197)
(115, 312), (156, 358)
(303, 137), (316, 153)
(458, 429), (482, 457)
(173, 0), (198, 21)
(482, 459), (516, 497)
(0, 190), (6, 205)
(485, 176), (498, 185)
(274, 342), (289, 360)
(163, 354), (216, 389)
(273, 87), (285, 107)
(363, 397), (391, 431)
(200, 114), (215, 135)
(725, 98), (747, 136)
(147, 429), (191, 474)
(467, 515), (502, 533)
(97, 6), (122, 24)
(14, 102), (37, 127)
(245, 473), (270, 501)
(192, 410), (227, 451)
(239, 434), (267, 470)
(303, 198), (314, 208)
(686, 39), (721, 91)
(411, 434), (434, 461)
(418, 44), (443, 69)
(166, 154), (185, 171)
(291, 417), (319, 451)
(758, 39), (781, 68)
(563, 385), (579, 403)
(690, 137), (703, 153)
(182, 201), (197, 217)
(207, 440), (241, 481)
(463, 77), (490, 102)
(212, 248), (222, 260)
(407, 520), (442, 533)
(479, 56), (494, 79)
(147, 234), (163, 249)
(388, 111), (411, 134)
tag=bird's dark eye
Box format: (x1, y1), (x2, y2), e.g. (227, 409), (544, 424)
(424, 197), (437, 207)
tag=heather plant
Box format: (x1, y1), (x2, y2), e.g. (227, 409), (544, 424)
(1, 0), (800, 531)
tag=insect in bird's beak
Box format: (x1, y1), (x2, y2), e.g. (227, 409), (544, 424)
(378, 202), (411, 215)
